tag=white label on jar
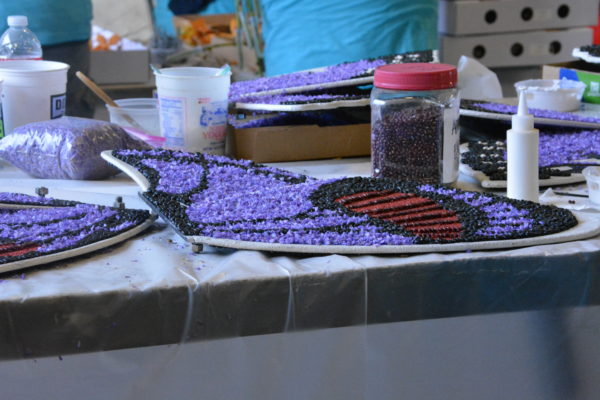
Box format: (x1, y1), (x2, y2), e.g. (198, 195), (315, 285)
(442, 108), (459, 183)
(159, 96), (186, 148)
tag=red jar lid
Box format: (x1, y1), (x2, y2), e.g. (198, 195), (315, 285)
(374, 63), (457, 91)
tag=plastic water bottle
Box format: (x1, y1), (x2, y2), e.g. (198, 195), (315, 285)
(0, 16), (43, 61)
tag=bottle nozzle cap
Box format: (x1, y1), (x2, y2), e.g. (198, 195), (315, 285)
(517, 90), (529, 116)
(512, 90), (535, 132)
(7, 16), (28, 27)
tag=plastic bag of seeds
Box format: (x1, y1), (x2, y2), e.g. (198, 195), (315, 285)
(0, 117), (150, 180)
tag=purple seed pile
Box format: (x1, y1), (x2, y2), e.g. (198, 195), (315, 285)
(112, 149), (577, 247)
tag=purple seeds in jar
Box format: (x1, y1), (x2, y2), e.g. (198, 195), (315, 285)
(372, 100), (445, 183)
(370, 63), (460, 185)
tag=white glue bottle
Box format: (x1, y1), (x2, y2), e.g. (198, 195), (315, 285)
(507, 91), (539, 202)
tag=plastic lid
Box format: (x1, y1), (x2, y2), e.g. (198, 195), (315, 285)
(374, 63), (457, 90)
(7, 16), (28, 27)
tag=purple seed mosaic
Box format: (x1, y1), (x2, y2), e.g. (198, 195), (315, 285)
(229, 59), (387, 102)
(0, 193), (151, 265)
(141, 159), (206, 194)
(237, 93), (365, 106)
(470, 101), (600, 124)
(539, 130), (600, 166)
(229, 50), (436, 102)
(462, 129), (600, 180)
(112, 149), (577, 247)
(0, 192), (58, 205)
(417, 185), (534, 238)
(229, 111), (355, 129)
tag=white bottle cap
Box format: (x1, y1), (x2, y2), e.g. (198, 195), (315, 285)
(7, 16), (28, 27)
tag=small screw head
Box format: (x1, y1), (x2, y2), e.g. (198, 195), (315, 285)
(35, 187), (49, 198)
(113, 196), (125, 209)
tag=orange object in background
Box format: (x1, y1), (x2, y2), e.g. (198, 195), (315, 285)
(175, 14), (237, 47)
(91, 33), (122, 51)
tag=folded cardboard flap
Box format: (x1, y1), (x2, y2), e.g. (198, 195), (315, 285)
(232, 124), (371, 163)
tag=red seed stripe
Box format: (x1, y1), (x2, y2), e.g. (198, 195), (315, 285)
(335, 191), (463, 241)
(0, 243), (28, 252)
(341, 192), (415, 208)
(0, 243), (40, 258)
(346, 197), (432, 214)
(335, 190), (394, 205)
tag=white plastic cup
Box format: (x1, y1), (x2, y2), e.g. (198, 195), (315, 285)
(583, 166), (600, 205)
(0, 60), (69, 134)
(154, 66), (230, 154)
(106, 98), (161, 136)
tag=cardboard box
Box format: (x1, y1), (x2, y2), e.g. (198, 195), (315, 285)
(439, 0), (598, 35)
(89, 50), (150, 85)
(232, 124), (371, 163)
(440, 27), (592, 67)
(543, 60), (600, 104)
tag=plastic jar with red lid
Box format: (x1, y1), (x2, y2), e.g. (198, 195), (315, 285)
(370, 63), (460, 185)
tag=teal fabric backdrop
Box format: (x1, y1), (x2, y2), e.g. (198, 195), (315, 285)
(0, 0), (92, 46)
(261, 0), (438, 76)
(153, 0), (235, 37)
(155, 0), (438, 76)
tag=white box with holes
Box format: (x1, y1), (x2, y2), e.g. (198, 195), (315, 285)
(440, 27), (592, 68)
(439, 0), (598, 35)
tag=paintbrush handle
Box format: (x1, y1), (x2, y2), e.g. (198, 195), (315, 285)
(75, 70), (147, 132)
(75, 71), (118, 107)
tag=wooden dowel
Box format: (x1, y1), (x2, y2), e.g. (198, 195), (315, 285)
(75, 70), (147, 132)
(75, 71), (118, 107)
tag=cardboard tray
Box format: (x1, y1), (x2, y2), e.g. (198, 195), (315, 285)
(231, 123), (370, 163)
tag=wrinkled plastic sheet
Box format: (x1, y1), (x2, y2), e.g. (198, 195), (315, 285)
(2, 158), (600, 399)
